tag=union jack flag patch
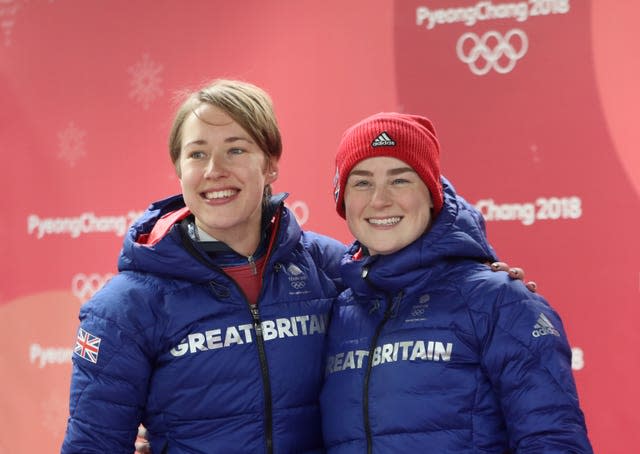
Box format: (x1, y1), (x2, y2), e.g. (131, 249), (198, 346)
(74, 328), (102, 364)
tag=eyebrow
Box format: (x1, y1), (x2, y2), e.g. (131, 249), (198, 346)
(183, 136), (255, 148)
(348, 167), (416, 177)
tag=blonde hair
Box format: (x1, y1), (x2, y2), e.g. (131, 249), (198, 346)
(168, 79), (282, 199)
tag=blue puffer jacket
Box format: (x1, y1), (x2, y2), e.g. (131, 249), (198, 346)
(62, 194), (345, 454)
(320, 179), (592, 453)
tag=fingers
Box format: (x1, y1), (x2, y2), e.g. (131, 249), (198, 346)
(508, 267), (524, 280)
(490, 262), (524, 280)
(490, 262), (537, 292)
(136, 425), (150, 453)
(135, 441), (151, 453)
(490, 262), (524, 279)
(490, 261), (509, 272)
(490, 262), (523, 279)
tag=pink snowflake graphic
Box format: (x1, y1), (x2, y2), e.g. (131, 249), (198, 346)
(128, 53), (164, 110)
(57, 121), (87, 167)
(0, 0), (20, 47)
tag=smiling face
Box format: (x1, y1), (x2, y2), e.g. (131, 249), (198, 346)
(344, 156), (433, 256)
(177, 103), (278, 255)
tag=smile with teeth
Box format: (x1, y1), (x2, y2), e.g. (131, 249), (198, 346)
(203, 189), (237, 200)
(368, 216), (401, 226)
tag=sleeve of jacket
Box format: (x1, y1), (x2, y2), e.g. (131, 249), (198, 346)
(478, 281), (593, 453)
(303, 231), (347, 292)
(61, 276), (155, 453)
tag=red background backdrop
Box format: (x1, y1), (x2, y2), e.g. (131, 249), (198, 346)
(1, 1), (638, 452)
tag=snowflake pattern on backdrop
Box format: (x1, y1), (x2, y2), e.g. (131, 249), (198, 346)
(41, 392), (67, 439)
(530, 144), (542, 164)
(128, 53), (164, 110)
(0, 0), (55, 47)
(58, 122), (87, 167)
(0, 0), (20, 47)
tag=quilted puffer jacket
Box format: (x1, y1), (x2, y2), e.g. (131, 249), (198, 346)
(62, 194), (345, 454)
(320, 179), (592, 453)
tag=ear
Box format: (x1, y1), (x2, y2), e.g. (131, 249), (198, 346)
(265, 157), (279, 184)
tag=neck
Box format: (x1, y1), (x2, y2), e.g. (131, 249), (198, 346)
(217, 230), (261, 257)
(195, 221), (262, 257)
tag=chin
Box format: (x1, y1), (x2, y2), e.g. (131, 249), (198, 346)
(369, 244), (401, 256)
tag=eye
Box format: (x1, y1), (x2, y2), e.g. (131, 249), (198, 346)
(391, 178), (410, 185)
(228, 148), (245, 155)
(352, 179), (372, 188)
(188, 150), (206, 159)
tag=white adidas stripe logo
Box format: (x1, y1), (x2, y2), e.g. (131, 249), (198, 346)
(532, 312), (560, 337)
(371, 132), (396, 147)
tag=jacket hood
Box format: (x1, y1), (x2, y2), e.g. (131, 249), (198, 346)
(341, 177), (497, 295)
(117, 193), (301, 282)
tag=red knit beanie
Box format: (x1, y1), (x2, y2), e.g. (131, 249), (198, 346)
(333, 112), (443, 219)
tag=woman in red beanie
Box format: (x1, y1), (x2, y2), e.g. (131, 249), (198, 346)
(320, 112), (593, 453)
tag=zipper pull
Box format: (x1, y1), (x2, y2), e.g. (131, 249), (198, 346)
(250, 304), (263, 337)
(250, 304), (260, 320)
(248, 255), (257, 275)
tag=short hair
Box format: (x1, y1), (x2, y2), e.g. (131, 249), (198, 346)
(169, 79), (282, 172)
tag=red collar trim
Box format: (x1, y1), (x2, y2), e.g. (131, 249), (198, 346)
(137, 207), (191, 246)
(250, 207), (283, 302)
(264, 209), (282, 259)
(352, 247), (365, 261)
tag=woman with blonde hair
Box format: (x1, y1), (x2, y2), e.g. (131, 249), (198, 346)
(62, 79), (345, 453)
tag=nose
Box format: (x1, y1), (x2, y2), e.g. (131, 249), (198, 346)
(204, 155), (226, 178)
(370, 185), (392, 208)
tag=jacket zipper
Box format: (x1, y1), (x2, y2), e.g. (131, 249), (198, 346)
(249, 303), (274, 454)
(208, 279), (275, 454)
(363, 293), (395, 454)
(179, 209), (282, 454)
(245, 210), (282, 454)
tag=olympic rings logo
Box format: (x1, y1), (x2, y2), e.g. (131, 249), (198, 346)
(290, 280), (306, 290)
(456, 29), (528, 76)
(410, 307), (425, 317)
(287, 200), (309, 226)
(71, 273), (114, 302)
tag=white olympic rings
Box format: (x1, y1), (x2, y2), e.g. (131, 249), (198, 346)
(71, 273), (114, 302)
(288, 200), (310, 226)
(456, 29), (528, 76)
